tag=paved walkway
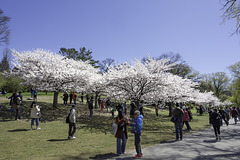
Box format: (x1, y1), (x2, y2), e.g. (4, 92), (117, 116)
(108, 119), (240, 160)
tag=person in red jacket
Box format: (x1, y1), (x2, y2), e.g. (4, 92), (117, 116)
(182, 107), (192, 132)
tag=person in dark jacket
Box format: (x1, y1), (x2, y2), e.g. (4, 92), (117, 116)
(210, 108), (222, 141)
(88, 98), (93, 119)
(69, 92), (73, 104)
(219, 107), (228, 126)
(63, 92), (68, 105)
(115, 109), (130, 156)
(172, 106), (184, 141)
(232, 107), (239, 124)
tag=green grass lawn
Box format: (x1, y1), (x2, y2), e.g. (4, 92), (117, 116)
(0, 93), (210, 160)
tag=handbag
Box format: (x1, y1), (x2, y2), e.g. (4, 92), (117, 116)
(110, 123), (118, 135)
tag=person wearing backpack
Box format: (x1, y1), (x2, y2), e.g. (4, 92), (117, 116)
(30, 101), (41, 130)
(210, 108), (222, 141)
(68, 104), (77, 140)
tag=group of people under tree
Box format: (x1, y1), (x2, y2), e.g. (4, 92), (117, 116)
(5, 88), (240, 158)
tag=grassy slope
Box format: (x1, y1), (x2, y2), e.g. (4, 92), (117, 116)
(0, 93), (210, 160)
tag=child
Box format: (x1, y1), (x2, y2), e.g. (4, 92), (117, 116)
(30, 101), (41, 130)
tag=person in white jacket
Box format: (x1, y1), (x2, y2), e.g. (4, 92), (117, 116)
(30, 101), (41, 130)
(68, 104), (77, 139)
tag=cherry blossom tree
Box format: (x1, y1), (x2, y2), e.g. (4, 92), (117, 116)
(9, 49), (98, 107)
(104, 57), (176, 107)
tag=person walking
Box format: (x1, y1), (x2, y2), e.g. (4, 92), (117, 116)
(210, 108), (222, 141)
(115, 109), (130, 156)
(231, 107), (239, 124)
(182, 107), (192, 132)
(68, 104), (77, 139)
(219, 107), (229, 126)
(131, 110), (143, 158)
(172, 106), (184, 141)
(30, 101), (41, 130)
(63, 92), (68, 105)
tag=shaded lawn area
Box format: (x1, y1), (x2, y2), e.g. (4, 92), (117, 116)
(0, 95), (210, 160)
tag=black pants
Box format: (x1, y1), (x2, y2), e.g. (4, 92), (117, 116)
(183, 121), (191, 131)
(68, 123), (76, 137)
(134, 133), (142, 155)
(213, 126), (220, 137)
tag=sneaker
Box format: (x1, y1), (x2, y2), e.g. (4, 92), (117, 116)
(140, 153), (143, 157)
(68, 136), (72, 140)
(36, 127), (41, 130)
(133, 154), (142, 158)
(71, 136), (76, 139)
(218, 136), (221, 141)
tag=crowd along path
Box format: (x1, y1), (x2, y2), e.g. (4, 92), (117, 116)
(106, 119), (240, 160)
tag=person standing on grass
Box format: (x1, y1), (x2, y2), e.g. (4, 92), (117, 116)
(131, 110), (143, 158)
(231, 107), (239, 124)
(106, 99), (111, 112)
(81, 92), (84, 104)
(101, 99), (105, 111)
(172, 106), (184, 141)
(88, 97), (93, 119)
(72, 92), (77, 105)
(68, 104), (77, 139)
(69, 92), (73, 104)
(63, 92), (68, 105)
(12, 91), (21, 120)
(33, 89), (38, 101)
(182, 106), (192, 132)
(115, 109), (130, 156)
(30, 101), (41, 130)
(210, 108), (222, 141)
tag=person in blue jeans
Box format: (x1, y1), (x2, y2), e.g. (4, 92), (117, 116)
(131, 110), (143, 158)
(30, 101), (41, 130)
(115, 109), (130, 156)
(172, 106), (184, 141)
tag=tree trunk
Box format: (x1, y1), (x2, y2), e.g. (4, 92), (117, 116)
(168, 102), (173, 117)
(53, 91), (59, 108)
(95, 92), (99, 109)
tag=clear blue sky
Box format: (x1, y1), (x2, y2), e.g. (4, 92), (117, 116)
(0, 0), (239, 76)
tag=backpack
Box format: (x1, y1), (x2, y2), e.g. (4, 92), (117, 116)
(13, 95), (20, 105)
(110, 123), (118, 135)
(66, 109), (72, 123)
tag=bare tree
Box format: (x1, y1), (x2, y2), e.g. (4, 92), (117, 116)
(0, 48), (12, 72)
(221, 0), (240, 34)
(97, 58), (115, 74)
(0, 9), (10, 46)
